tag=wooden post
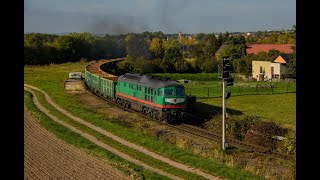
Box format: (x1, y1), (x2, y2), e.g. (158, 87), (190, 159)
(286, 81), (289, 93)
(256, 83), (259, 94)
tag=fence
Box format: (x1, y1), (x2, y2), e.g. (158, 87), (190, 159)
(183, 80), (296, 98)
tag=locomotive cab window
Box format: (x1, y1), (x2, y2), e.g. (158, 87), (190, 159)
(158, 89), (163, 96)
(176, 87), (185, 96)
(164, 88), (174, 96)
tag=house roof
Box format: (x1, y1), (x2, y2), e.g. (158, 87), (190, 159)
(274, 54), (290, 63)
(246, 44), (295, 55)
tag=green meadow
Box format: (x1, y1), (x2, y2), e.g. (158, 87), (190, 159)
(24, 61), (295, 179)
(24, 61), (264, 180)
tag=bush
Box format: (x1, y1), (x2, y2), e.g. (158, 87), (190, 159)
(245, 121), (284, 149)
(229, 115), (261, 140)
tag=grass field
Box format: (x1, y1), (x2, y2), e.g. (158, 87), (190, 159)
(24, 61), (265, 179)
(24, 62), (296, 179)
(196, 93), (296, 130)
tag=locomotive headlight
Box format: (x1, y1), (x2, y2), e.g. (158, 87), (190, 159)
(165, 98), (185, 104)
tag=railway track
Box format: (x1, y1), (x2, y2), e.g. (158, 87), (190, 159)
(176, 124), (292, 159)
(89, 87), (292, 160)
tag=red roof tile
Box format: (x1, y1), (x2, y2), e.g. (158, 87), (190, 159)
(246, 44), (295, 55)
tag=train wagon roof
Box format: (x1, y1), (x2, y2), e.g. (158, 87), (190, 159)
(118, 73), (182, 89)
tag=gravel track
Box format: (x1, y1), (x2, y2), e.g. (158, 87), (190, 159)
(24, 107), (129, 180)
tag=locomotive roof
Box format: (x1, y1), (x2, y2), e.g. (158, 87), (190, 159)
(118, 73), (183, 89)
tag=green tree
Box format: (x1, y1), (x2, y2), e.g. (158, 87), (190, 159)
(159, 59), (174, 73)
(200, 57), (218, 73)
(125, 34), (151, 60)
(203, 33), (219, 58)
(287, 51), (296, 77)
(117, 57), (134, 72)
(216, 44), (243, 61)
(53, 35), (80, 62)
(164, 46), (182, 61)
(24, 33), (57, 65)
(174, 59), (192, 73)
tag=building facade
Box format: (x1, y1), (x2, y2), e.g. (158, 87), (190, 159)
(252, 60), (287, 81)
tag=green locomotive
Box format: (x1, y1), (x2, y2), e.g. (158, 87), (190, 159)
(116, 73), (186, 122)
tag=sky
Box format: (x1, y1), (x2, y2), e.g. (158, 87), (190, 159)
(24, 0), (296, 34)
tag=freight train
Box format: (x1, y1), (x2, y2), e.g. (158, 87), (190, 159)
(84, 58), (188, 123)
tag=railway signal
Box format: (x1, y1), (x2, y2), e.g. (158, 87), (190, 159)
(222, 56), (230, 78)
(221, 56), (233, 150)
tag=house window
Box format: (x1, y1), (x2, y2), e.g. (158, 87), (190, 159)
(260, 66), (262, 73)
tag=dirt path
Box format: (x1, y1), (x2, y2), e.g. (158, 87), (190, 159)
(24, 84), (222, 180)
(24, 108), (129, 180)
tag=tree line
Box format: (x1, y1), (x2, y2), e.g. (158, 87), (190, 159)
(24, 26), (296, 76)
(24, 32), (126, 65)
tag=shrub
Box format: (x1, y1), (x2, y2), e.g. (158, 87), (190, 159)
(229, 115), (261, 140)
(245, 121), (284, 149)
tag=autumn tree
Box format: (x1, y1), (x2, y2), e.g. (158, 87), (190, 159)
(150, 37), (165, 59)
